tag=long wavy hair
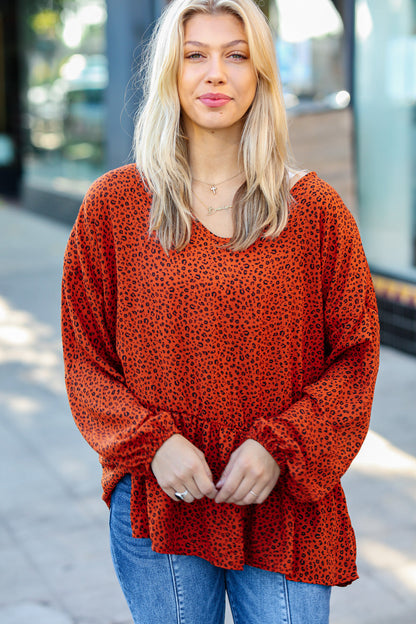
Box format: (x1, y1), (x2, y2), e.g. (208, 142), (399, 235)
(134, 0), (291, 252)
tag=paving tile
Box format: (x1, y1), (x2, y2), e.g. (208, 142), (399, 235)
(76, 493), (110, 523)
(16, 525), (115, 595)
(359, 532), (416, 572)
(0, 602), (73, 624)
(0, 209), (70, 277)
(0, 545), (54, 606)
(0, 522), (12, 549)
(331, 572), (407, 624)
(225, 597), (233, 623)
(369, 614), (416, 624)
(370, 564), (416, 608)
(60, 582), (131, 624)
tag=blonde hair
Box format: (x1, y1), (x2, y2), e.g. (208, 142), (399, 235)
(134, 0), (290, 252)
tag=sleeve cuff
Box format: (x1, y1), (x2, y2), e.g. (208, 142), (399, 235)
(247, 418), (288, 471)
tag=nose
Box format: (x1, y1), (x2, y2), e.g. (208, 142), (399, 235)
(205, 54), (226, 85)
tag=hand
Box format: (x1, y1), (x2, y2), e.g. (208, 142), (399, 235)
(151, 434), (218, 503)
(215, 439), (280, 505)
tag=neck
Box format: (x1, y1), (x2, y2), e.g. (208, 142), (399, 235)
(186, 124), (243, 182)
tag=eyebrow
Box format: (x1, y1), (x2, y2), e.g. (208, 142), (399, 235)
(184, 39), (248, 48)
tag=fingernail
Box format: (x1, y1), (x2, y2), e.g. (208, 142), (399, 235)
(216, 479), (223, 488)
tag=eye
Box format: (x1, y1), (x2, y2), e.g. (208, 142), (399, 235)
(186, 52), (204, 60)
(229, 52), (248, 60)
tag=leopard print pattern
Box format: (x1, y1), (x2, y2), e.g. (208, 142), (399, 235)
(62, 164), (380, 586)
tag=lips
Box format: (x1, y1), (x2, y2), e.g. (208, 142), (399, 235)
(198, 93), (232, 108)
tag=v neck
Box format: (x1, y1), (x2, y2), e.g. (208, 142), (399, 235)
(192, 171), (316, 242)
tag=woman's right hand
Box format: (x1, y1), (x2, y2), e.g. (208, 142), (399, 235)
(151, 434), (218, 503)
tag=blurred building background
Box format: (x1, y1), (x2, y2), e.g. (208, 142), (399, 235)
(0, 0), (415, 354)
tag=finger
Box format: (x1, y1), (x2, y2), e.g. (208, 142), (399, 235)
(176, 453), (216, 500)
(216, 453), (236, 489)
(171, 454), (211, 492)
(227, 478), (259, 504)
(181, 489), (195, 504)
(196, 455), (218, 498)
(198, 452), (215, 483)
(171, 487), (195, 504)
(253, 482), (274, 505)
(183, 475), (212, 501)
(215, 467), (245, 504)
(230, 483), (269, 506)
(173, 467), (214, 502)
(193, 471), (218, 499)
(182, 480), (200, 501)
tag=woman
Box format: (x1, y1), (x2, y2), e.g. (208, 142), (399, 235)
(61, 0), (380, 622)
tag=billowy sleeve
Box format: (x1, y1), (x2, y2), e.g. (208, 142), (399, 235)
(249, 188), (380, 502)
(61, 183), (180, 479)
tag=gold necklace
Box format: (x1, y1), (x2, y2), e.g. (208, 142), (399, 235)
(192, 170), (243, 195)
(192, 188), (233, 216)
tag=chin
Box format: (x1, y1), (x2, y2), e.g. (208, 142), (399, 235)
(202, 118), (243, 133)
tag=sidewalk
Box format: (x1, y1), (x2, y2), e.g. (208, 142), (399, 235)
(0, 203), (415, 624)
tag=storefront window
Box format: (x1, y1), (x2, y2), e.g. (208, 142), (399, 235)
(269, 0), (349, 113)
(20, 0), (108, 197)
(355, 0), (416, 277)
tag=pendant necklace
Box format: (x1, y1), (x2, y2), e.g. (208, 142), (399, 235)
(192, 170), (243, 195)
(192, 188), (233, 216)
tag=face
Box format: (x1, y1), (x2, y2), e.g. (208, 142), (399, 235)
(178, 13), (257, 137)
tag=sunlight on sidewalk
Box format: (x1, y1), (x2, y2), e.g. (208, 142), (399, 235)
(0, 295), (65, 395)
(352, 429), (416, 480)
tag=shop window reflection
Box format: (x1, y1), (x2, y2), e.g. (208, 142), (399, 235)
(22, 0), (108, 194)
(269, 0), (349, 113)
(355, 0), (416, 274)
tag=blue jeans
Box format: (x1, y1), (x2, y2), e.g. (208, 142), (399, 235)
(110, 475), (331, 624)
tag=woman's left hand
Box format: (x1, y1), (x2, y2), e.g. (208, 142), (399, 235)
(215, 439), (280, 505)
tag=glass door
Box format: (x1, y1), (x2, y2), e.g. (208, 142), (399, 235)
(355, 0), (416, 276)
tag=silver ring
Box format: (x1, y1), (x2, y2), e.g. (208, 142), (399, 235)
(175, 489), (188, 501)
(249, 490), (258, 497)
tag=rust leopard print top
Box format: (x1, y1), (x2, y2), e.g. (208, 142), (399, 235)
(61, 164), (380, 586)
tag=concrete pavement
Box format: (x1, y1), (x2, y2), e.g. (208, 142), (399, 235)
(0, 202), (415, 624)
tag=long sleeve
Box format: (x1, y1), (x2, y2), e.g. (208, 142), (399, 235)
(61, 184), (180, 480)
(248, 189), (380, 503)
